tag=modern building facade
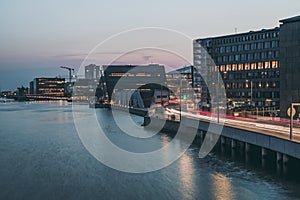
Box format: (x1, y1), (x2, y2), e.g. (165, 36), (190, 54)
(96, 64), (168, 108)
(73, 79), (99, 102)
(279, 16), (300, 117)
(167, 65), (198, 109)
(194, 28), (280, 111)
(30, 78), (65, 97)
(194, 15), (300, 117)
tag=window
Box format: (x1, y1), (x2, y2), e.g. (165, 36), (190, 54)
(226, 46), (231, 53)
(232, 64), (237, 71)
(244, 44), (250, 50)
(258, 42), (263, 49)
(235, 54), (240, 61)
(264, 41), (271, 48)
(264, 61), (270, 69)
(244, 63), (251, 70)
(218, 57), (222, 62)
(251, 63), (257, 70)
(268, 51), (274, 58)
(271, 41), (278, 48)
(238, 64), (244, 71)
(226, 64), (231, 71)
(232, 45), (237, 52)
(220, 65), (225, 71)
(248, 53), (253, 60)
(241, 54), (246, 61)
(258, 62), (263, 69)
(220, 47), (225, 53)
(272, 61), (278, 68)
(261, 52), (267, 59)
(238, 45), (243, 51)
(251, 43), (256, 50)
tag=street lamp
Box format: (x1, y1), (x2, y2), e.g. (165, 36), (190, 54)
(179, 79), (183, 121)
(217, 71), (220, 124)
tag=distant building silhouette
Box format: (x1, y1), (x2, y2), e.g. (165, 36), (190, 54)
(30, 78), (65, 97)
(85, 64), (101, 80)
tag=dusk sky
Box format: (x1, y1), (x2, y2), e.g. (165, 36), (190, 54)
(1, 0), (300, 90)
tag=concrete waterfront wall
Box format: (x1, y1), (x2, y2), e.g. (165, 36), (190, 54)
(143, 115), (300, 175)
(182, 116), (300, 160)
(110, 107), (300, 161)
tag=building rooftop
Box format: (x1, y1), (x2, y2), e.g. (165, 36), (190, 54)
(194, 27), (279, 42)
(280, 15), (300, 23)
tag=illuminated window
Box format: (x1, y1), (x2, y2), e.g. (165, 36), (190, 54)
(226, 64), (231, 71)
(244, 63), (250, 70)
(232, 64), (237, 71)
(257, 62), (263, 69)
(136, 73), (151, 77)
(220, 65), (225, 71)
(238, 64), (244, 71)
(251, 63), (257, 70)
(245, 81), (249, 88)
(110, 73), (125, 77)
(211, 66), (216, 72)
(272, 61), (278, 68)
(264, 61), (270, 69)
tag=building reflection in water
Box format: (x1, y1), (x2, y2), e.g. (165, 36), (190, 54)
(178, 151), (195, 199)
(211, 173), (233, 200)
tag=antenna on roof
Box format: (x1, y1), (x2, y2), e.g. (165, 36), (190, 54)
(235, 27), (238, 34)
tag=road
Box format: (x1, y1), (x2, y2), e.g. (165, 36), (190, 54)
(165, 108), (300, 143)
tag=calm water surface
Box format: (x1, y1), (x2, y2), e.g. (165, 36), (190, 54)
(0, 102), (300, 200)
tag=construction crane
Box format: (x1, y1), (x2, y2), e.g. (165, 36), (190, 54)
(60, 66), (75, 83)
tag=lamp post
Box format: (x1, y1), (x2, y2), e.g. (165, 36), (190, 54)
(246, 79), (253, 108)
(179, 79), (184, 122)
(217, 71), (220, 124)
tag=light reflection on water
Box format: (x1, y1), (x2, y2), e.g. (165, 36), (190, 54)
(178, 152), (195, 199)
(0, 102), (299, 200)
(211, 173), (234, 200)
